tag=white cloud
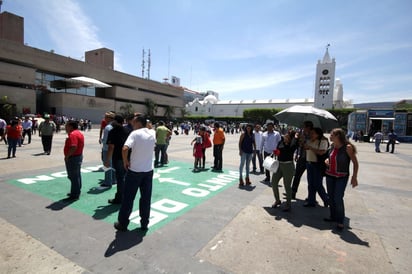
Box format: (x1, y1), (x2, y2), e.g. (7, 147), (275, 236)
(30, 0), (123, 71)
(35, 0), (101, 57)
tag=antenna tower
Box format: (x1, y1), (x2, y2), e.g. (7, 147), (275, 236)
(141, 49), (145, 78)
(147, 49), (151, 80)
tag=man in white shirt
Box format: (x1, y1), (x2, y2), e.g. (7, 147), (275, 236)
(21, 116), (33, 144)
(115, 115), (156, 232)
(260, 122), (281, 182)
(251, 124), (264, 174)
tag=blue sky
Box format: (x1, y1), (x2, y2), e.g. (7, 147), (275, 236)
(4, 0), (412, 103)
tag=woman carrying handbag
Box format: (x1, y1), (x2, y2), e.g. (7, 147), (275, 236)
(271, 130), (298, 211)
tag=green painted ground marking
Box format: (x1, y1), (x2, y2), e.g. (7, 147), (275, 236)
(8, 161), (239, 233)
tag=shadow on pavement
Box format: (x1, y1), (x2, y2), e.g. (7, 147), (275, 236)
(87, 186), (112, 194)
(264, 203), (371, 246)
(93, 204), (120, 220)
(45, 198), (77, 210)
(264, 198), (333, 230)
(238, 185), (257, 191)
(331, 225), (370, 247)
(104, 229), (147, 257)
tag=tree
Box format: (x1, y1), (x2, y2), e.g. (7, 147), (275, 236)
(144, 98), (158, 119)
(119, 103), (135, 116)
(0, 96), (16, 121)
(164, 105), (175, 121)
(180, 108), (189, 119)
(243, 108), (282, 124)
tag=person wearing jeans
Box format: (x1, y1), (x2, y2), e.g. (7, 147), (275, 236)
(64, 120), (84, 200)
(324, 128), (359, 230)
(5, 120), (21, 158)
(238, 124), (255, 187)
(105, 114), (129, 204)
(304, 128), (329, 207)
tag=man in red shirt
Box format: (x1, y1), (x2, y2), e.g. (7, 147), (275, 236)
(64, 120), (85, 201)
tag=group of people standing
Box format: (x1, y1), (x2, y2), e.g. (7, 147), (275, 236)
(0, 114), (61, 158)
(232, 120), (359, 231)
(96, 111), (167, 232)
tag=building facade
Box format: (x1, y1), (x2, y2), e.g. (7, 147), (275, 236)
(0, 11), (184, 122)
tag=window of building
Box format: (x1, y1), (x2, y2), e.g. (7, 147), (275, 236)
(35, 71), (96, 96)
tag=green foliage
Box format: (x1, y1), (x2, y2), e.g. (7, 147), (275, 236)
(243, 108), (283, 124)
(328, 108), (356, 129)
(164, 105), (176, 120)
(0, 96), (16, 121)
(119, 103), (135, 116)
(394, 100), (412, 111)
(143, 98), (158, 119)
(179, 108), (189, 118)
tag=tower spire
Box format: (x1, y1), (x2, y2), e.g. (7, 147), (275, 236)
(322, 43), (332, 63)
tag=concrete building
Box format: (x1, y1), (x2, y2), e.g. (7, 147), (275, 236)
(186, 91), (314, 118)
(0, 11), (184, 122)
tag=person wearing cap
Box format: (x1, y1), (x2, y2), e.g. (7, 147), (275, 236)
(38, 114), (56, 155)
(114, 115), (156, 232)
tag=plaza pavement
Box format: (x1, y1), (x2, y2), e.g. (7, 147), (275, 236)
(0, 127), (411, 273)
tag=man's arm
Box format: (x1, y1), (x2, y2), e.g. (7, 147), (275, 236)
(122, 145), (130, 170)
(64, 146), (77, 162)
(105, 144), (114, 167)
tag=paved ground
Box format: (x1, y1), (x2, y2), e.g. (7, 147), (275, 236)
(0, 128), (411, 273)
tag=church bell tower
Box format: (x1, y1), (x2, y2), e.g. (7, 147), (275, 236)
(314, 45), (336, 109)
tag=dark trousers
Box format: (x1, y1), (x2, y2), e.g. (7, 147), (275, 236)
(65, 155), (83, 197)
(22, 129), (32, 144)
(7, 138), (18, 157)
(326, 176), (349, 225)
(252, 149), (263, 172)
(201, 148), (206, 168)
(112, 159), (126, 202)
(306, 162), (328, 205)
(41, 135), (53, 153)
(118, 170), (153, 228)
(291, 156), (307, 194)
(386, 141), (395, 153)
(154, 144), (167, 165)
(213, 144), (224, 170)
